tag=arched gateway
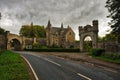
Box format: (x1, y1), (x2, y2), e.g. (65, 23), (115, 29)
(6, 31), (25, 50)
(79, 20), (99, 51)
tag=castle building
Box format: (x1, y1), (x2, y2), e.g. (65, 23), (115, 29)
(46, 20), (75, 48)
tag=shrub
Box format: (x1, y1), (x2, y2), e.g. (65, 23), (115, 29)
(40, 46), (48, 49)
(104, 53), (120, 60)
(90, 48), (105, 56)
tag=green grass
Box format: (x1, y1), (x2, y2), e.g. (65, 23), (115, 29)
(0, 51), (30, 80)
(95, 56), (120, 64)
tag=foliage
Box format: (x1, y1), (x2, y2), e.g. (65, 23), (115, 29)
(0, 27), (5, 34)
(103, 52), (120, 60)
(90, 48), (105, 56)
(103, 33), (118, 41)
(93, 52), (120, 64)
(25, 48), (80, 52)
(33, 43), (47, 49)
(98, 33), (118, 42)
(40, 46), (48, 49)
(105, 0), (120, 42)
(98, 36), (103, 42)
(33, 43), (40, 49)
(0, 51), (30, 80)
(75, 40), (80, 43)
(19, 25), (46, 38)
(84, 41), (92, 51)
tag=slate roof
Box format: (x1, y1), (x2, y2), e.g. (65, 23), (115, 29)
(52, 27), (67, 35)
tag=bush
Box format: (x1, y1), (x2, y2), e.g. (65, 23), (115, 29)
(104, 53), (120, 60)
(24, 48), (80, 52)
(90, 48), (105, 56)
(39, 46), (48, 49)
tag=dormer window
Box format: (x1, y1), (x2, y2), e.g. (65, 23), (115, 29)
(69, 32), (71, 35)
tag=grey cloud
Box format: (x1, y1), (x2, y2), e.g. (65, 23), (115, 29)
(0, 0), (109, 39)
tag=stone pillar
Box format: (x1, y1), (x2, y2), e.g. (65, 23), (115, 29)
(93, 33), (98, 48)
(80, 35), (84, 51)
(21, 36), (26, 50)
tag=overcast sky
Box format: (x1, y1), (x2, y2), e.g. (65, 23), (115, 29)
(0, 0), (111, 40)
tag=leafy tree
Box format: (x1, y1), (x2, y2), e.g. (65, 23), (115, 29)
(103, 33), (117, 42)
(19, 25), (31, 37)
(0, 27), (5, 34)
(98, 34), (117, 42)
(19, 25), (46, 38)
(106, 0), (120, 42)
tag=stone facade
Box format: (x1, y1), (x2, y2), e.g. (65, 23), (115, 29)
(25, 37), (46, 49)
(46, 20), (75, 48)
(79, 20), (99, 51)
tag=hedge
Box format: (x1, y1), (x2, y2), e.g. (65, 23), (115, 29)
(24, 48), (80, 52)
(103, 53), (120, 60)
(90, 48), (105, 56)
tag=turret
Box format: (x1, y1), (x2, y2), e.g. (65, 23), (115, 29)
(47, 20), (51, 29)
(31, 22), (33, 27)
(92, 20), (98, 32)
(61, 23), (63, 29)
(92, 20), (98, 27)
(67, 25), (70, 29)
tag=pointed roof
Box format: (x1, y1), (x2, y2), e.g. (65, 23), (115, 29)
(47, 20), (51, 27)
(61, 23), (63, 29)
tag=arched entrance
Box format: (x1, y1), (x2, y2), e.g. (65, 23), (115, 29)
(9, 39), (22, 50)
(83, 36), (92, 51)
(79, 20), (99, 51)
(5, 31), (26, 50)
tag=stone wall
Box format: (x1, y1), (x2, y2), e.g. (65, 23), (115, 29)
(98, 41), (120, 52)
(0, 34), (6, 51)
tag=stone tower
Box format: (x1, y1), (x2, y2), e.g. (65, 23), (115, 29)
(79, 20), (99, 51)
(46, 20), (53, 46)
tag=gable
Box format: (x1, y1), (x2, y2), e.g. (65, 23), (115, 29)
(66, 28), (75, 36)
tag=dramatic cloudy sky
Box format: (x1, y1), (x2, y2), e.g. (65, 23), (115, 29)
(0, 0), (111, 40)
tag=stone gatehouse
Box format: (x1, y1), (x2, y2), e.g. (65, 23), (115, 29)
(79, 20), (99, 51)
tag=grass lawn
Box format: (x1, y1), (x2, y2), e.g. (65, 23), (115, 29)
(0, 51), (30, 80)
(95, 56), (120, 64)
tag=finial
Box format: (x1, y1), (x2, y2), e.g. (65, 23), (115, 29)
(61, 23), (63, 29)
(47, 19), (51, 27)
(31, 22), (33, 26)
(68, 25), (70, 28)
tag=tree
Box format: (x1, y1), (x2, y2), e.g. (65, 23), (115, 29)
(0, 27), (5, 34)
(106, 0), (120, 42)
(103, 33), (117, 42)
(19, 25), (46, 38)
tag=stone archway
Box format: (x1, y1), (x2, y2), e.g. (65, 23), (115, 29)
(5, 31), (25, 50)
(9, 39), (21, 50)
(79, 20), (99, 51)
